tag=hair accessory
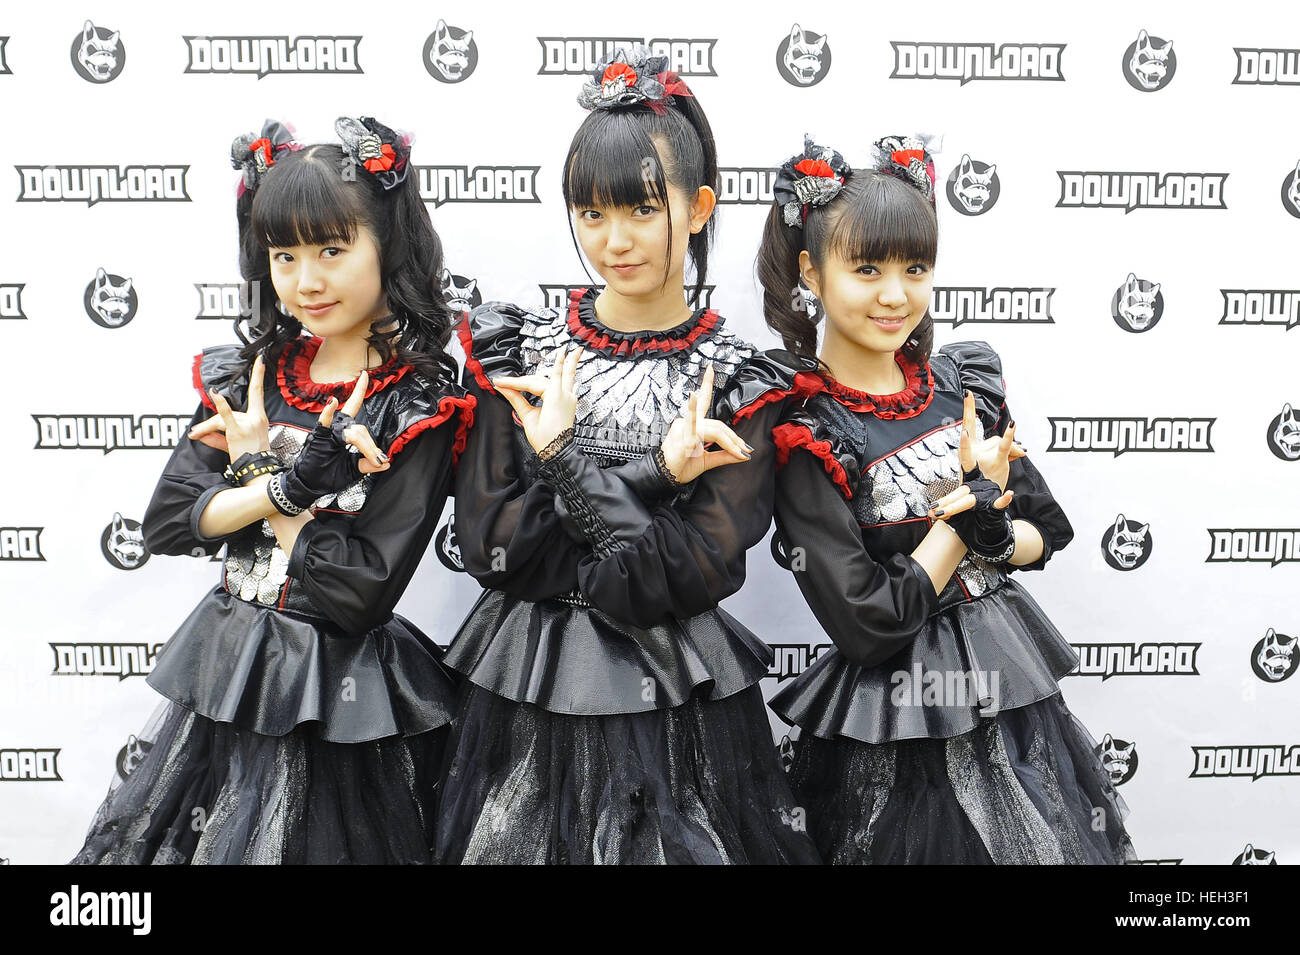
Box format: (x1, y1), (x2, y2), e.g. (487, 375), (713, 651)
(577, 46), (695, 116)
(334, 116), (412, 190)
(773, 135), (852, 229)
(231, 120), (298, 197)
(870, 134), (938, 205)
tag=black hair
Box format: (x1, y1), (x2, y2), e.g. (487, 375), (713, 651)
(562, 94), (718, 306)
(234, 142), (457, 385)
(757, 170), (938, 370)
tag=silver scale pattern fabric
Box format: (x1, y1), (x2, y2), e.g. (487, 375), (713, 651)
(516, 307), (756, 464)
(857, 416), (1005, 597)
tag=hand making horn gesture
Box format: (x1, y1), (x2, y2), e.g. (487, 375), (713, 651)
(189, 355), (389, 476)
(659, 361), (753, 485)
(927, 391), (1016, 521)
(189, 354), (272, 460)
(492, 343), (584, 454)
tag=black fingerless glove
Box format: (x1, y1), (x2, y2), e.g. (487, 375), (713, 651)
(278, 412), (364, 509)
(941, 464), (1015, 562)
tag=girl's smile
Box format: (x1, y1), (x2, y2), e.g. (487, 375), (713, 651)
(268, 228), (388, 342)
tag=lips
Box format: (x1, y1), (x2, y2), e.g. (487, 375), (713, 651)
(870, 315), (907, 330)
(302, 302), (337, 317)
(610, 263), (643, 274)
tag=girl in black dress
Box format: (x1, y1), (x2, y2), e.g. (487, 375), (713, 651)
(756, 135), (1136, 863)
(435, 48), (820, 864)
(72, 118), (472, 864)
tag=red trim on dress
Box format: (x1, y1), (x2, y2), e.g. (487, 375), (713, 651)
(276, 336), (411, 412)
(565, 287), (720, 357)
(772, 421), (852, 500)
(193, 353), (215, 411)
(455, 309), (496, 394)
(730, 371), (826, 424)
(820, 352), (935, 420)
(386, 394), (477, 467)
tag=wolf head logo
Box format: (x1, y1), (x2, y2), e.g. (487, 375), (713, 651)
(435, 514), (464, 572)
(949, 155), (998, 215)
(73, 20), (122, 83)
(103, 513), (147, 570)
(426, 20), (475, 83)
(1270, 403), (1300, 460)
(1254, 628), (1298, 682)
(780, 24), (828, 86)
(1233, 843), (1277, 865)
(440, 270), (480, 313)
(1105, 514), (1150, 570)
(87, 268), (135, 327)
(1115, 274), (1161, 332)
(1127, 30), (1173, 90)
(115, 734), (152, 782)
(1097, 734), (1138, 785)
(1288, 159), (1300, 212)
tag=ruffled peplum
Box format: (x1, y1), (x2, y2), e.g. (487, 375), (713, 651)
(771, 578), (1081, 743)
(443, 589), (773, 716)
(146, 586), (458, 743)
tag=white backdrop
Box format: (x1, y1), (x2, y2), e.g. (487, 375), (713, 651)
(1, 0), (1296, 865)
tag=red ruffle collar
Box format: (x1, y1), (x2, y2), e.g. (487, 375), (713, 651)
(565, 287), (721, 359)
(276, 336), (411, 412)
(817, 352), (934, 419)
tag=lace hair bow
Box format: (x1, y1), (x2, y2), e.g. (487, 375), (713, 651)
(773, 134), (852, 229)
(230, 120), (299, 196)
(334, 116), (412, 190)
(577, 45), (695, 115)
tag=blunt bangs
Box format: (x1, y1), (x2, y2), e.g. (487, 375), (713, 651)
(250, 145), (364, 249)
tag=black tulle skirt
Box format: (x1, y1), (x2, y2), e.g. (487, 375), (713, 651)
(785, 693), (1136, 864)
(434, 683), (822, 864)
(70, 700), (446, 865)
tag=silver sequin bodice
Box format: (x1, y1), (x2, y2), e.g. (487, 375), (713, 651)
(516, 307), (755, 465)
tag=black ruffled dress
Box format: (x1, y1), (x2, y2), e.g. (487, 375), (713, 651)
(71, 338), (474, 865)
(435, 288), (821, 864)
(768, 341), (1136, 864)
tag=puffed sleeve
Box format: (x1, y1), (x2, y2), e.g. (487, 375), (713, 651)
(142, 345), (251, 557)
(773, 415), (939, 669)
(284, 409), (461, 636)
(569, 352), (819, 628)
(939, 340), (1075, 571)
(452, 304), (591, 597)
(142, 404), (234, 557)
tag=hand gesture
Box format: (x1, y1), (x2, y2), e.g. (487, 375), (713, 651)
(316, 371), (390, 475)
(659, 362), (753, 485)
(492, 344), (583, 453)
(189, 354), (271, 461)
(928, 391), (1014, 522)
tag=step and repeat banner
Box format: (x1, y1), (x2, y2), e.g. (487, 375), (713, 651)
(0, 1), (1296, 865)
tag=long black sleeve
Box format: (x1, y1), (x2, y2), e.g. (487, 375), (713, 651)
(285, 421), (455, 636)
(573, 401), (786, 628)
(775, 448), (939, 668)
(452, 379), (587, 598)
(141, 403), (233, 558)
